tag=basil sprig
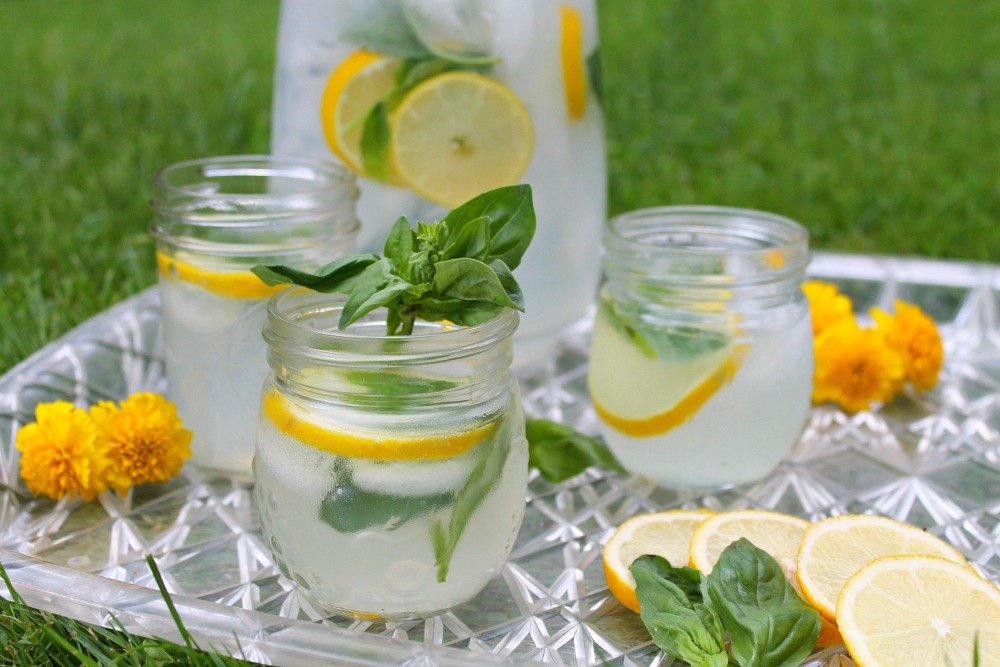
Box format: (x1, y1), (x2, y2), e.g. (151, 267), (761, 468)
(253, 184), (535, 335)
(526, 419), (625, 483)
(631, 539), (821, 667)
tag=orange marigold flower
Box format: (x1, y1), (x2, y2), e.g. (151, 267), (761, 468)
(871, 300), (943, 392)
(812, 319), (905, 413)
(16, 401), (109, 501)
(803, 280), (855, 337)
(90, 393), (192, 495)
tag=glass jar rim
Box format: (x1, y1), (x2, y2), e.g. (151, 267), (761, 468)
(264, 288), (520, 365)
(603, 205), (810, 283)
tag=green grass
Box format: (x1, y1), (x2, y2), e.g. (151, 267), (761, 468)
(2, 0), (999, 662)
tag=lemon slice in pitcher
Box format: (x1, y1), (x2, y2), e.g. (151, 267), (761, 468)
(320, 50), (403, 183)
(389, 72), (534, 208)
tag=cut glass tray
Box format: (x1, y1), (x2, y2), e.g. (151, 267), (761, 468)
(2, 251), (1000, 666)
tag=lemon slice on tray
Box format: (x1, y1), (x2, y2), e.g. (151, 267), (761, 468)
(602, 509), (713, 612)
(796, 513), (968, 623)
(837, 555), (1000, 667)
(389, 71), (534, 208)
(320, 50), (403, 184)
(588, 304), (746, 437)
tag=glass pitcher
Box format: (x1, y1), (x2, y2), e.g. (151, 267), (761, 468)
(271, 0), (606, 366)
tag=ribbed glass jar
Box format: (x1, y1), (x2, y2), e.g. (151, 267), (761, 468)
(587, 206), (813, 489)
(254, 289), (527, 618)
(150, 155), (359, 475)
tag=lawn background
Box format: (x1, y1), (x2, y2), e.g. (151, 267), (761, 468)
(1, 0), (999, 661)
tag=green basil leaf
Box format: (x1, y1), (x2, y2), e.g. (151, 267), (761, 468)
(384, 216), (415, 274)
(360, 102), (391, 182)
(252, 254), (380, 293)
(384, 57), (455, 110)
(525, 419), (625, 483)
(442, 184), (536, 270)
(341, 3), (431, 59)
(432, 257), (519, 310)
(441, 214), (490, 262)
(487, 258), (524, 312)
(432, 420), (507, 582)
(631, 556), (729, 667)
(339, 258), (409, 329)
(415, 297), (503, 327)
(320, 480), (453, 533)
(705, 538), (821, 667)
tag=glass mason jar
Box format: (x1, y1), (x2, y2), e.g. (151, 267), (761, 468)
(587, 206), (813, 489)
(270, 0), (606, 367)
(150, 155), (359, 476)
(254, 289), (528, 617)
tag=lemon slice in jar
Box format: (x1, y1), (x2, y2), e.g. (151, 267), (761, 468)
(261, 386), (497, 462)
(389, 71), (534, 208)
(560, 3), (587, 119)
(587, 302), (747, 438)
(156, 251), (281, 299)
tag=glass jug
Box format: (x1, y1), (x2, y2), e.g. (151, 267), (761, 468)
(271, 0), (606, 366)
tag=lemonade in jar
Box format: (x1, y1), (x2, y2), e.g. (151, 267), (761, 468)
(588, 207), (814, 489)
(270, 0), (606, 364)
(254, 290), (527, 616)
(150, 156), (359, 475)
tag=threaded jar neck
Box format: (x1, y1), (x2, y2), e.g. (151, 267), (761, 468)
(263, 290), (519, 408)
(150, 155), (360, 257)
(601, 206), (810, 311)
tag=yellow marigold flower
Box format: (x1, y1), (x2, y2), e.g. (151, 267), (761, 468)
(803, 280), (855, 337)
(16, 401), (109, 501)
(871, 300), (943, 392)
(90, 393), (192, 494)
(812, 319), (906, 413)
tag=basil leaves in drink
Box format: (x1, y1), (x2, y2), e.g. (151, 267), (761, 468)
(253, 184), (535, 335)
(631, 540), (821, 667)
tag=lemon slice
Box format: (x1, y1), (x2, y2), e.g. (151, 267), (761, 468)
(319, 50), (403, 183)
(837, 555), (1000, 666)
(602, 509), (713, 612)
(261, 387), (497, 461)
(156, 251), (281, 299)
(796, 513), (968, 623)
(389, 71), (534, 208)
(560, 4), (587, 119)
(587, 307), (746, 437)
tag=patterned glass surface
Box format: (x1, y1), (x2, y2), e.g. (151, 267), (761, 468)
(1, 252), (999, 667)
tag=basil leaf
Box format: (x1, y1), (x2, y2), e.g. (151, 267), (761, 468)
(339, 258), (409, 329)
(416, 297), (503, 327)
(384, 57), (455, 110)
(525, 419), (625, 483)
(441, 214), (491, 262)
(432, 420), (507, 582)
(384, 216), (415, 276)
(631, 556), (729, 667)
(252, 254), (379, 293)
(432, 257), (521, 310)
(344, 370), (458, 396)
(487, 258), (524, 312)
(705, 539), (821, 667)
(341, 2), (431, 59)
(442, 184), (536, 270)
(320, 480), (453, 533)
(360, 102), (391, 182)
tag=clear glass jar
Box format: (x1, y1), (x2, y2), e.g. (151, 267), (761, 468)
(254, 289), (527, 617)
(150, 155), (359, 476)
(587, 206), (813, 489)
(270, 0), (606, 367)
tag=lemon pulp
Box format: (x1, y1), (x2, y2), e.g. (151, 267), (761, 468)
(389, 71), (534, 208)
